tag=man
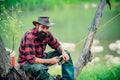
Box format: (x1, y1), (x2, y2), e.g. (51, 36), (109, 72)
(18, 17), (74, 80)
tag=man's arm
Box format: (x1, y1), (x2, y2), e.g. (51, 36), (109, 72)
(33, 57), (60, 64)
(47, 32), (69, 62)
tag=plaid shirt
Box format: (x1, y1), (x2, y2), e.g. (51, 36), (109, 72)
(18, 28), (60, 66)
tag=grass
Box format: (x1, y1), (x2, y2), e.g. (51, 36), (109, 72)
(77, 63), (120, 80)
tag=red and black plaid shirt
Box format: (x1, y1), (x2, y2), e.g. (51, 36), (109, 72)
(18, 28), (60, 66)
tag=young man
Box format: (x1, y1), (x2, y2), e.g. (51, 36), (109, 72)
(18, 17), (74, 80)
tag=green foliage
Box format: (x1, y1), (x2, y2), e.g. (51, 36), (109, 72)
(0, 4), (22, 49)
(0, 0), (98, 10)
(1, 0), (120, 11)
(111, 0), (120, 2)
(78, 63), (120, 80)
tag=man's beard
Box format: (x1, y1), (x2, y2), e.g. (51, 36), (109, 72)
(37, 31), (47, 41)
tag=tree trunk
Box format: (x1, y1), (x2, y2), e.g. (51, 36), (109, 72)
(0, 37), (11, 75)
(74, 0), (111, 79)
(0, 37), (35, 80)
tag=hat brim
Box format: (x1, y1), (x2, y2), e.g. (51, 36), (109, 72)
(33, 21), (55, 27)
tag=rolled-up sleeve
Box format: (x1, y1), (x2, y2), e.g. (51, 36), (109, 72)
(48, 32), (60, 49)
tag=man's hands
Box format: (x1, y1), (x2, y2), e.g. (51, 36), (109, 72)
(49, 57), (60, 64)
(49, 51), (69, 65)
(34, 51), (69, 65)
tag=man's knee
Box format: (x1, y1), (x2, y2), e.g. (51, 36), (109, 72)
(64, 50), (74, 65)
(31, 64), (51, 80)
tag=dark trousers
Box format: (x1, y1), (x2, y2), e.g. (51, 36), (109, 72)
(21, 50), (74, 80)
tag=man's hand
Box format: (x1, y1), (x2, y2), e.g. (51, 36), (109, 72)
(56, 45), (69, 62)
(49, 57), (60, 64)
(62, 51), (69, 62)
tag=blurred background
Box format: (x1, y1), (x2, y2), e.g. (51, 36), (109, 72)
(0, 0), (120, 80)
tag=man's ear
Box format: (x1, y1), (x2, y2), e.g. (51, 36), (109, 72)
(35, 24), (39, 29)
(35, 23), (39, 27)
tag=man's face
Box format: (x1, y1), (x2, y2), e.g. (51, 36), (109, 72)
(35, 23), (49, 32)
(35, 24), (49, 41)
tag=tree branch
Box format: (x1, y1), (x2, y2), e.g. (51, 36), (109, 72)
(74, 0), (111, 79)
